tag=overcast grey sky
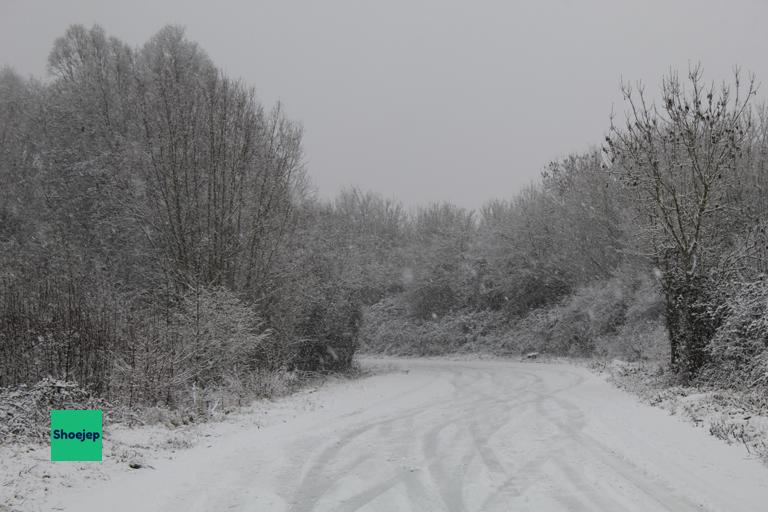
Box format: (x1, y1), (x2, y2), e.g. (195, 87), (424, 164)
(2, 0), (768, 208)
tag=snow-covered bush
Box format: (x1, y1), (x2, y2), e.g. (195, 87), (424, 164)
(596, 320), (670, 362)
(548, 278), (628, 354)
(293, 290), (361, 372)
(0, 378), (106, 443)
(111, 286), (272, 406)
(0, 277), (115, 391)
(361, 271), (668, 359)
(702, 279), (768, 390)
(594, 273), (669, 361)
(173, 287), (273, 385)
(360, 296), (510, 355)
(510, 271), (666, 359)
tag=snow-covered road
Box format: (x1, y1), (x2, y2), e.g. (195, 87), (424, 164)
(50, 358), (768, 511)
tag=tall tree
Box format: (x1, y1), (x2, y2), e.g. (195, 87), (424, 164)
(607, 66), (756, 375)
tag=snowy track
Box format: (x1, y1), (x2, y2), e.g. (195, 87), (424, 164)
(49, 359), (768, 511)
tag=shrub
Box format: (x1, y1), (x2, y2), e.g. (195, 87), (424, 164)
(506, 271), (664, 358)
(293, 290), (361, 372)
(0, 378), (106, 443)
(173, 287), (273, 385)
(702, 279), (768, 390)
(596, 320), (670, 362)
(360, 296), (510, 355)
(361, 271), (669, 360)
(0, 276), (115, 392)
(407, 282), (457, 320)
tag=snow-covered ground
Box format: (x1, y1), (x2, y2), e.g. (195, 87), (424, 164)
(4, 358), (768, 511)
(601, 359), (768, 462)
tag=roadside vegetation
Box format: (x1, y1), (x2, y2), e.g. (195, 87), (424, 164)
(2, 24), (768, 449)
(0, 25), (365, 438)
(356, 67), (768, 421)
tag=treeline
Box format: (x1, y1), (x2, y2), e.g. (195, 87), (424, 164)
(0, 25), (364, 407)
(352, 67), (768, 392)
(3, 25), (768, 409)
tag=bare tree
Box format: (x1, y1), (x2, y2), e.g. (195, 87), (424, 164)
(607, 65), (757, 374)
